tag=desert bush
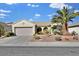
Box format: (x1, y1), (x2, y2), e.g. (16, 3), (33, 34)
(37, 31), (43, 35)
(71, 31), (78, 36)
(43, 30), (49, 34)
(33, 36), (41, 40)
(73, 36), (78, 40)
(53, 29), (62, 35)
(4, 32), (16, 37)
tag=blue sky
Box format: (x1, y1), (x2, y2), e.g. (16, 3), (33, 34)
(0, 3), (79, 24)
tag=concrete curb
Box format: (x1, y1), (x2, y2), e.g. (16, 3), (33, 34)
(0, 42), (79, 47)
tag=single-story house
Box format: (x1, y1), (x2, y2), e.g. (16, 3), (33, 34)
(12, 20), (52, 36)
(68, 22), (79, 35)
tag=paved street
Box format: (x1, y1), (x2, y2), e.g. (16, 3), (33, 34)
(0, 47), (79, 56)
(0, 36), (79, 56)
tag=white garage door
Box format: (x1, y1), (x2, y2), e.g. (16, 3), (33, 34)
(15, 27), (33, 36)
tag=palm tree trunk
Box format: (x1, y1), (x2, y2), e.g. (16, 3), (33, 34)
(65, 23), (68, 32)
(62, 23), (69, 35)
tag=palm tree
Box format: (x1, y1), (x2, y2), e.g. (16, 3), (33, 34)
(51, 7), (79, 35)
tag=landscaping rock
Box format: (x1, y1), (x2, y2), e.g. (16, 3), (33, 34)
(55, 35), (62, 41)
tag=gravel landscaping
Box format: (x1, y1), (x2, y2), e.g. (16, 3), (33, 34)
(32, 34), (79, 42)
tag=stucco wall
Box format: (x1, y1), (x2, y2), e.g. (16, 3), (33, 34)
(68, 27), (79, 35)
(12, 20), (35, 35)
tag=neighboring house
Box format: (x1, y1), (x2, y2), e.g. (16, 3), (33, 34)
(68, 22), (79, 35)
(0, 22), (12, 32)
(12, 20), (52, 36)
(6, 22), (13, 32)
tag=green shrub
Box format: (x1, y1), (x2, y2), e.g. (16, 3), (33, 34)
(53, 29), (62, 35)
(4, 32), (16, 37)
(71, 31), (78, 36)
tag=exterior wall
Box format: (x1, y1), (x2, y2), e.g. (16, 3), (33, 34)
(68, 27), (79, 35)
(41, 26), (44, 32)
(48, 27), (52, 34)
(6, 26), (12, 32)
(12, 20), (63, 35)
(33, 25), (35, 35)
(40, 26), (52, 34)
(12, 20), (35, 35)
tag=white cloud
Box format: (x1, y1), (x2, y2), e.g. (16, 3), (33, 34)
(35, 14), (41, 16)
(35, 5), (39, 7)
(47, 14), (53, 19)
(32, 4), (39, 7)
(0, 13), (7, 17)
(48, 14), (52, 17)
(29, 19), (34, 21)
(0, 13), (8, 19)
(47, 13), (57, 17)
(27, 3), (31, 6)
(31, 4), (36, 7)
(27, 4), (39, 8)
(0, 9), (11, 13)
(49, 3), (72, 9)
(0, 9), (11, 19)
(74, 10), (79, 13)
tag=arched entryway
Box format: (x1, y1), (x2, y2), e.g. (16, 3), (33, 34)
(43, 26), (49, 34)
(43, 26), (48, 30)
(35, 25), (50, 34)
(36, 27), (42, 34)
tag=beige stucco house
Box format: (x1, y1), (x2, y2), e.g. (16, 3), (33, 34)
(12, 20), (52, 36)
(12, 20), (35, 36)
(68, 22), (79, 35)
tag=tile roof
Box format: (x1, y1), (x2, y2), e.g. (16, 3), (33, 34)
(12, 20), (51, 26)
(33, 22), (51, 26)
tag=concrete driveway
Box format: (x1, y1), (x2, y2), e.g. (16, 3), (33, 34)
(1, 36), (79, 47)
(0, 36), (33, 45)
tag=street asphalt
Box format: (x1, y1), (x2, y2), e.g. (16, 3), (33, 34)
(0, 47), (79, 56)
(0, 36), (79, 56)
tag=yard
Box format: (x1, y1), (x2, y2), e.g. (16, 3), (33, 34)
(32, 34), (79, 42)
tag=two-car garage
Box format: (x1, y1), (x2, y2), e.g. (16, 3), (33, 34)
(12, 20), (35, 36)
(15, 27), (33, 36)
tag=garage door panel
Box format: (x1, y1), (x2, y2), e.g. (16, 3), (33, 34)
(15, 27), (33, 36)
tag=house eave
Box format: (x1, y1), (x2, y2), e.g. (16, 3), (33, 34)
(69, 25), (79, 28)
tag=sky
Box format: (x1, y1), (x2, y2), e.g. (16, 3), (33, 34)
(0, 3), (79, 24)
